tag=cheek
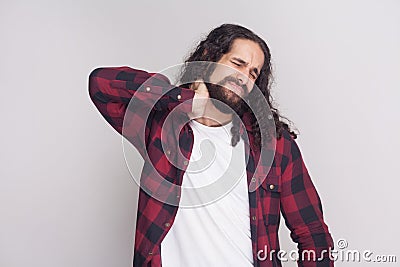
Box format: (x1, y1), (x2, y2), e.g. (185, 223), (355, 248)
(210, 65), (235, 84)
(247, 82), (255, 93)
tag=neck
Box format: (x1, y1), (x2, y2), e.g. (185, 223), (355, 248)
(194, 100), (233, 127)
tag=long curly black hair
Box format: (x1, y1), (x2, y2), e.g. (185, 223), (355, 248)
(179, 23), (298, 149)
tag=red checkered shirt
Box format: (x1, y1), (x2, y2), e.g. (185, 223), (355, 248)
(88, 66), (334, 267)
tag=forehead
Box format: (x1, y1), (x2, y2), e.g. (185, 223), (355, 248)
(225, 38), (265, 69)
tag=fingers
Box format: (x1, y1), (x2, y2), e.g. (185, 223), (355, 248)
(192, 79), (204, 91)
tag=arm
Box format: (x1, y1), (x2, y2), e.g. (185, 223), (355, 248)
(88, 66), (195, 158)
(279, 131), (334, 267)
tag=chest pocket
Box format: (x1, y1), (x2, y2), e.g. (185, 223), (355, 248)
(260, 167), (282, 225)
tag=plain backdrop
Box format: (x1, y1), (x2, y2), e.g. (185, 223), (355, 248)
(1, 1), (399, 266)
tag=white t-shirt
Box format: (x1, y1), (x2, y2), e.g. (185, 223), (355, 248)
(161, 119), (253, 267)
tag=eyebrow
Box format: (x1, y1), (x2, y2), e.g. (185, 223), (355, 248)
(232, 57), (260, 77)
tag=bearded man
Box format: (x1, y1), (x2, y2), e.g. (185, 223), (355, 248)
(88, 23), (334, 267)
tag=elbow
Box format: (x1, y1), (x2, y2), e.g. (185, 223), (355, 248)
(88, 68), (111, 105)
(88, 68), (103, 100)
(89, 67), (103, 80)
(291, 221), (334, 250)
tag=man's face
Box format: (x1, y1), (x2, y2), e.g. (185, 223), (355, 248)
(206, 38), (265, 115)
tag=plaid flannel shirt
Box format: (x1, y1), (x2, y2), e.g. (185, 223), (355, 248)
(88, 66), (334, 267)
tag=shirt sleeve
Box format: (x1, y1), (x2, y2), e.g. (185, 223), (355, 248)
(88, 66), (195, 158)
(279, 130), (334, 267)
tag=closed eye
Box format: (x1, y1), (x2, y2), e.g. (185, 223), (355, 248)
(231, 60), (258, 80)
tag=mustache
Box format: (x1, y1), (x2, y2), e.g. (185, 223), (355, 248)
(218, 76), (249, 95)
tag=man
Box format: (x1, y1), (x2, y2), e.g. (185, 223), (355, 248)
(88, 23), (334, 267)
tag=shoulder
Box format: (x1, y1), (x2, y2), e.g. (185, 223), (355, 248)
(274, 128), (304, 171)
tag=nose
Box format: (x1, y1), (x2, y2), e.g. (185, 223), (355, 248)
(235, 70), (249, 86)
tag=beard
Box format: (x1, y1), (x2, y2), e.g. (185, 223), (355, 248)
(205, 76), (249, 116)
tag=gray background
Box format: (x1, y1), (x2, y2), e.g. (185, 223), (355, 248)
(1, 0), (399, 266)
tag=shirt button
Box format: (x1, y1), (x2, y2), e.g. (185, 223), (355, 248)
(164, 222), (171, 227)
(146, 86), (151, 92)
(252, 216), (257, 221)
(166, 150), (171, 155)
(251, 177), (256, 182)
(269, 184), (275, 190)
(183, 160), (189, 166)
(177, 94), (182, 100)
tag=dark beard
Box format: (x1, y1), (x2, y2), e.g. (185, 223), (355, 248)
(205, 76), (249, 116)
